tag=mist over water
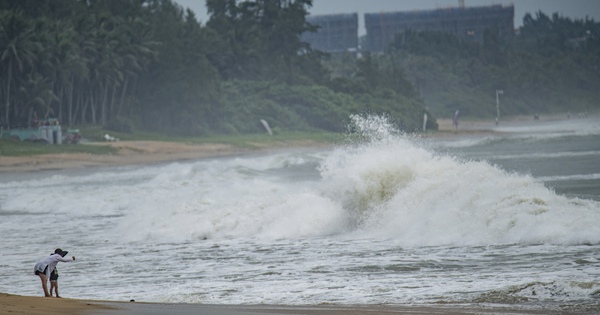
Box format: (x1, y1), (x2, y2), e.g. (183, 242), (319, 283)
(1, 115), (599, 310)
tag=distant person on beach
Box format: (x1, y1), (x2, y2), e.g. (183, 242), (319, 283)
(453, 109), (460, 129)
(34, 248), (75, 297)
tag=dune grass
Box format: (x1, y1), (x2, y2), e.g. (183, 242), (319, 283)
(81, 126), (343, 147)
(0, 127), (343, 157)
(0, 139), (117, 157)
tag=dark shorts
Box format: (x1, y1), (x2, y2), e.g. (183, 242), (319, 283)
(50, 270), (58, 281)
(35, 266), (48, 276)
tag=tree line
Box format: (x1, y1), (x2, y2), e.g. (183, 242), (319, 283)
(380, 11), (600, 119)
(0, 0), (431, 136)
(4, 0), (594, 136)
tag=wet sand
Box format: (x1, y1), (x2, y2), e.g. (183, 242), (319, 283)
(0, 293), (580, 315)
(0, 293), (110, 315)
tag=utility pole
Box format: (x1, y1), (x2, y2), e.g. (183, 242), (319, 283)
(496, 89), (503, 124)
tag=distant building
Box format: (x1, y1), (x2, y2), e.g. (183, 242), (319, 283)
(365, 4), (514, 52)
(303, 13), (358, 53)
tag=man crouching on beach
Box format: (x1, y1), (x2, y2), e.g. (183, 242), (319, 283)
(34, 248), (75, 297)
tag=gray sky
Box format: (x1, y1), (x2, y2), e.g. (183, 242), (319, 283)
(175, 0), (600, 35)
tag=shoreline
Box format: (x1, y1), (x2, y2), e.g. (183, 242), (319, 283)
(0, 113), (581, 173)
(0, 130), (489, 174)
(0, 141), (246, 173)
(0, 293), (583, 315)
(0, 140), (334, 174)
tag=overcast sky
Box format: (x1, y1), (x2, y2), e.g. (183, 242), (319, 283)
(175, 0), (600, 35)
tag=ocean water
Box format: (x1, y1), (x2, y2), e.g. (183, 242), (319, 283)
(1, 115), (599, 312)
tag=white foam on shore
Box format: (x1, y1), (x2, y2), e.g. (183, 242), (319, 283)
(537, 173), (600, 182)
(493, 116), (600, 136)
(1, 115), (600, 307)
(437, 116), (600, 149)
(3, 116), (599, 247)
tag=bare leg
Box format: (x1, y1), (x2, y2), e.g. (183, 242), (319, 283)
(50, 281), (60, 298)
(50, 281), (60, 297)
(38, 274), (50, 297)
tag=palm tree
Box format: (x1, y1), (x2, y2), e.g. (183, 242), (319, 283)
(113, 15), (158, 119)
(42, 19), (79, 125)
(20, 72), (58, 123)
(0, 10), (40, 128)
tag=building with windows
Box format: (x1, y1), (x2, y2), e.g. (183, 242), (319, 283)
(303, 13), (358, 53)
(365, 4), (514, 52)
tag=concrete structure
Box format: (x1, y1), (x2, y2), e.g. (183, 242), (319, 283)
(303, 13), (359, 53)
(7, 118), (62, 144)
(365, 4), (514, 52)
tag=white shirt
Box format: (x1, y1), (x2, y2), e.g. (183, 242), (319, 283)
(34, 253), (74, 278)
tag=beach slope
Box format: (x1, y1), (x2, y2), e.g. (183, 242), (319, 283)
(0, 293), (581, 315)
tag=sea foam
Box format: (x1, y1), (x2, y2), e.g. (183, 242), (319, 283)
(318, 115), (600, 246)
(4, 115), (598, 247)
(113, 114), (600, 246)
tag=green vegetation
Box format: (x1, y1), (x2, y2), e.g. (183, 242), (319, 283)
(380, 13), (600, 118)
(2, 0), (597, 145)
(0, 130), (340, 157)
(0, 138), (116, 156)
(0, 0), (431, 138)
(79, 124), (342, 146)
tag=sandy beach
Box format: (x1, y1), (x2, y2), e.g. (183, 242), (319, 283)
(0, 141), (242, 173)
(0, 292), (582, 315)
(0, 118), (504, 173)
